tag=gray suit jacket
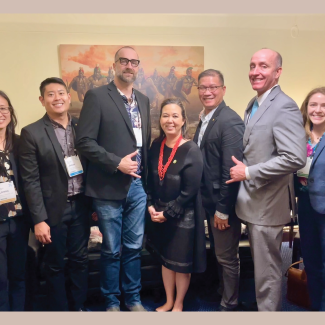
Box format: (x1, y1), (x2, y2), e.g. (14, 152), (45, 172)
(236, 86), (306, 226)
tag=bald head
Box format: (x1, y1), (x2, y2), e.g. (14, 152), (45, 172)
(254, 48), (282, 68)
(114, 46), (139, 62)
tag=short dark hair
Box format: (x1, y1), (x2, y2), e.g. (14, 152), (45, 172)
(154, 97), (189, 142)
(39, 77), (68, 97)
(114, 46), (138, 62)
(198, 69), (224, 85)
(0, 90), (18, 153)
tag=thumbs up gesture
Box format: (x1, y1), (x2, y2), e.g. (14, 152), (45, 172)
(226, 156), (247, 184)
(117, 150), (141, 178)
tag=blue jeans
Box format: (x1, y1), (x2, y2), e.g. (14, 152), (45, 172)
(93, 178), (147, 308)
(298, 192), (325, 311)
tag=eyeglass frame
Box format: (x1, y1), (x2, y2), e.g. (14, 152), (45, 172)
(197, 85), (224, 93)
(115, 57), (140, 68)
(0, 107), (11, 114)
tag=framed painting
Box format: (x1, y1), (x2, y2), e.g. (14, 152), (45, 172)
(59, 45), (204, 139)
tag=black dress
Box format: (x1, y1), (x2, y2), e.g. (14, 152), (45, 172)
(146, 139), (206, 273)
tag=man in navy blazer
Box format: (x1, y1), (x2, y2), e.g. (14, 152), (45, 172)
(308, 138), (325, 214)
(193, 69), (244, 311)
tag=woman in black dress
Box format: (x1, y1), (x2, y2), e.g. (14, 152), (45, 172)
(146, 98), (206, 312)
(0, 91), (30, 311)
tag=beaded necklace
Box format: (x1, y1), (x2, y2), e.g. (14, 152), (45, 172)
(158, 135), (183, 181)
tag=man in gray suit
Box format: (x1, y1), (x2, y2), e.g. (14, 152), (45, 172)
(226, 48), (306, 311)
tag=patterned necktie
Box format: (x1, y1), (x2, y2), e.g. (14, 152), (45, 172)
(250, 99), (259, 120)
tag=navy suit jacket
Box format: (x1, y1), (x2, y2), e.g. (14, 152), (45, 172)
(308, 136), (325, 214)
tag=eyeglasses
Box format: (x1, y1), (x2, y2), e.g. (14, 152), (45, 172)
(115, 57), (140, 67)
(0, 107), (10, 114)
(197, 85), (224, 93)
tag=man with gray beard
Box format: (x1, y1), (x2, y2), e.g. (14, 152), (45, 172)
(76, 46), (151, 311)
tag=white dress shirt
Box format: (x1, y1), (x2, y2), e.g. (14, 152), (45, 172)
(197, 107), (218, 147)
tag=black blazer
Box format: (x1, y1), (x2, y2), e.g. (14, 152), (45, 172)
(5, 134), (30, 220)
(193, 100), (245, 215)
(76, 81), (151, 200)
(19, 114), (87, 227)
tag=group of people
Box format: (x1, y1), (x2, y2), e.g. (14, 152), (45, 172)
(0, 45), (324, 312)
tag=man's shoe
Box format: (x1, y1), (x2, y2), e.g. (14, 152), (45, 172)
(128, 304), (148, 312)
(106, 306), (120, 312)
(78, 307), (91, 311)
(218, 304), (237, 312)
(238, 301), (258, 311)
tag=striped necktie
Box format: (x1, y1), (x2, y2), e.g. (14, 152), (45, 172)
(250, 99), (259, 119)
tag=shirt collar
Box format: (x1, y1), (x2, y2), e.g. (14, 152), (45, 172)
(48, 113), (71, 129)
(256, 84), (278, 107)
(200, 106), (218, 123)
(115, 82), (135, 104)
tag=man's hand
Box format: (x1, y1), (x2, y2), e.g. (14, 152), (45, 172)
(117, 151), (141, 178)
(34, 221), (52, 244)
(226, 156), (247, 184)
(214, 214), (230, 231)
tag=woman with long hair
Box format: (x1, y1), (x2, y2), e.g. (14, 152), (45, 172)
(296, 87), (325, 311)
(146, 98), (206, 312)
(0, 91), (30, 311)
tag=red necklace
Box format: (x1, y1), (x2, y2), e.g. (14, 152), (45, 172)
(158, 135), (183, 181)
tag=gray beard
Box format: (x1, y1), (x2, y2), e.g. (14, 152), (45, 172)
(117, 72), (137, 84)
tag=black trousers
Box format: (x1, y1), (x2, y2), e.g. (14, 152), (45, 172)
(43, 195), (90, 311)
(0, 216), (30, 311)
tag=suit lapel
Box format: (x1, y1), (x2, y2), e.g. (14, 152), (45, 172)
(107, 82), (135, 140)
(243, 86), (281, 148)
(311, 136), (325, 169)
(43, 114), (68, 175)
(199, 101), (226, 149)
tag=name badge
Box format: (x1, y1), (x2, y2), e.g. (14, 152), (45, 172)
(0, 181), (17, 204)
(133, 128), (142, 147)
(64, 155), (84, 177)
(297, 156), (313, 178)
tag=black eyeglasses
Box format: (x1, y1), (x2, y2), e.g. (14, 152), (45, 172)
(197, 85), (224, 93)
(0, 107), (10, 114)
(115, 57), (140, 67)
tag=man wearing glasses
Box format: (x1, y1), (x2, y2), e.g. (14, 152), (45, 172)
(76, 46), (151, 312)
(193, 69), (244, 311)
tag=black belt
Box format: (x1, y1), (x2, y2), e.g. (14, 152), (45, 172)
(67, 193), (82, 202)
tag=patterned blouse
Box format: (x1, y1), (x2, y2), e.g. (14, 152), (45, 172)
(298, 133), (325, 193)
(0, 151), (22, 222)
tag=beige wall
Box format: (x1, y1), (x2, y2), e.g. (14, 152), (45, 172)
(0, 14), (325, 133)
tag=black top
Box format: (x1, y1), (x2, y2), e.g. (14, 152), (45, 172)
(146, 139), (206, 273)
(148, 140), (203, 217)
